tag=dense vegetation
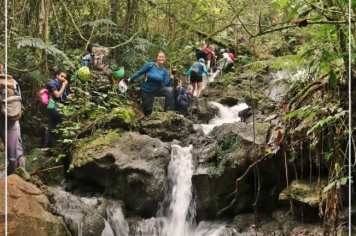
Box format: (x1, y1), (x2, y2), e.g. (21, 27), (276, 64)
(0, 0), (355, 234)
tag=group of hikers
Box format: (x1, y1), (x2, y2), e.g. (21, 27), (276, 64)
(0, 42), (237, 174)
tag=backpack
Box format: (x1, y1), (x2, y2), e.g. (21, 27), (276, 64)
(39, 89), (50, 105)
(228, 53), (235, 60)
(0, 75), (22, 121)
(178, 95), (190, 109)
(90, 46), (110, 75)
(191, 63), (201, 75)
(196, 50), (208, 61)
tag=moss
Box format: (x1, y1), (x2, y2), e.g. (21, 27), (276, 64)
(149, 111), (177, 121)
(91, 129), (123, 147)
(70, 129), (123, 170)
(108, 107), (136, 125)
(209, 133), (243, 177)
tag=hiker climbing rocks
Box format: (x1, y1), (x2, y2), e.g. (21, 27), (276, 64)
(44, 69), (74, 147)
(81, 43), (111, 91)
(219, 49), (234, 73)
(0, 61), (25, 173)
(186, 58), (208, 98)
(81, 43), (98, 67)
(173, 78), (191, 115)
(127, 51), (173, 117)
(202, 45), (216, 70)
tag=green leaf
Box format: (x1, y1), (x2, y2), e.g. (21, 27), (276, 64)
(325, 151), (333, 161)
(340, 177), (348, 185)
(284, 109), (300, 119)
(329, 70), (337, 88)
(280, 0), (290, 7)
(323, 181), (335, 193)
(305, 111), (317, 120)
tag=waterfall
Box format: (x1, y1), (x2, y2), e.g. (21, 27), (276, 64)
(130, 145), (228, 236)
(161, 145), (195, 236)
(200, 102), (249, 135)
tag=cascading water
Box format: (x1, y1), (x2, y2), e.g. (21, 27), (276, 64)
(161, 145), (195, 236)
(101, 204), (130, 236)
(199, 102), (249, 135)
(101, 68), (240, 236)
(102, 145), (230, 236)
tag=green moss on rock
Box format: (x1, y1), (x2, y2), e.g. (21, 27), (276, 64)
(70, 129), (123, 170)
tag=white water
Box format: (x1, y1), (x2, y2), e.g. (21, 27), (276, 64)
(133, 145), (228, 236)
(101, 205), (130, 236)
(199, 102), (249, 135)
(161, 145), (195, 236)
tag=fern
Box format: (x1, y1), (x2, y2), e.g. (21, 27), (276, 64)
(15, 37), (75, 69)
(133, 38), (151, 52)
(81, 19), (117, 28)
(243, 54), (304, 72)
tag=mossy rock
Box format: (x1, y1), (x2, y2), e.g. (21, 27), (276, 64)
(70, 129), (123, 170)
(138, 111), (194, 141)
(279, 178), (328, 207)
(108, 107), (136, 129)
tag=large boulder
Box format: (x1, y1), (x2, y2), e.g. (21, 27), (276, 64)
(0, 175), (70, 236)
(45, 187), (107, 236)
(191, 122), (282, 219)
(69, 130), (171, 216)
(138, 111), (195, 141)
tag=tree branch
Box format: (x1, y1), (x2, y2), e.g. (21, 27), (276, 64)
(108, 30), (141, 49)
(58, 0), (88, 42)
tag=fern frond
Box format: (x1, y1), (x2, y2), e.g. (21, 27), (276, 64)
(82, 19), (117, 28)
(133, 38), (151, 52)
(15, 37), (75, 69)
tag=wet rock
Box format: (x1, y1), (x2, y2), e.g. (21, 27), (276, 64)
(190, 97), (219, 124)
(238, 107), (252, 121)
(70, 131), (171, 216)
(218, 96), (239, 106)
(45, 187), (107, 236)
(138, 111), (195, 141)
(0, 175), (70, 236)
(230, 213), (283, 236)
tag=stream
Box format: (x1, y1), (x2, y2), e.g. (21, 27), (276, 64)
(100, 70), (244, 236)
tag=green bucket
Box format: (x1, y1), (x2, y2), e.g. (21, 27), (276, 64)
(110, 67), (125, 79)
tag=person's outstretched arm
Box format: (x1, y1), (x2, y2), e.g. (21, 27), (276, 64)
(127, 62), (154, 82)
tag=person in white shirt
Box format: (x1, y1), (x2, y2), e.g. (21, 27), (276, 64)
(219, 49), (234, 73)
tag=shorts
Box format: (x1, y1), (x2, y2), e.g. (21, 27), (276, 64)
(190, 73), (202, 83)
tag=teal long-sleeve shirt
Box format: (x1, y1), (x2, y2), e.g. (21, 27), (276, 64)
(186, 62), (208, 78)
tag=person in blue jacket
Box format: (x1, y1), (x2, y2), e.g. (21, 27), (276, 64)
(127, 51), (173, 117)
(186, 58), (208, 98)
(44, 69), (74, 147)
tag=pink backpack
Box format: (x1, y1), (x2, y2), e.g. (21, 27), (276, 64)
(39, 89), (50, 105)
(228, 52), (235, 60)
